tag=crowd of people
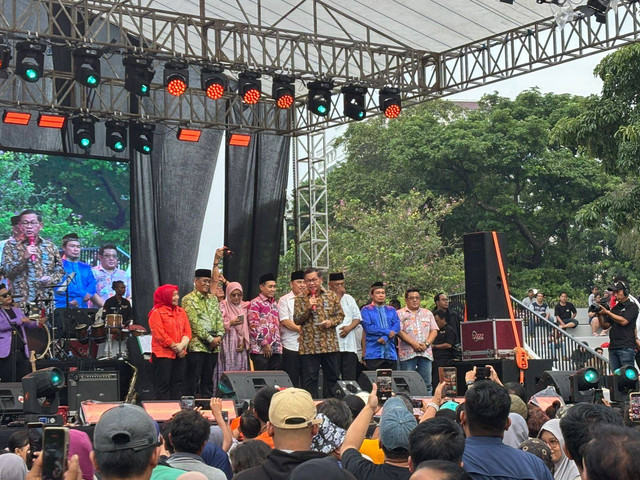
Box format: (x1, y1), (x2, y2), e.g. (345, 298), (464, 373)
(3, 366), (640, 480)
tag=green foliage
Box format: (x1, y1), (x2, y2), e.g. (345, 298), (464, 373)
(329, 190), (464, 305)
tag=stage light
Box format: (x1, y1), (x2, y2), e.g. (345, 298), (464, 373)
(342, 84), (368, 121)
(272, 74), (295, 109)
(106, 119), (128, 152)
(229, 133), (251, 147)
(22, 367), (65, 415)
(570, 367), (601, 403)
(201, 65), (227, 100)
(177, 127), (202, 142)
(15, 40), (45, 83)
(238, 71), (261, 104)
(307, 79), (332, 116)
(72, 116), (96, 150)
(3, 110), (31, 125)
(37, 113), (66, 129)
(123, 55), (155, 97)
(577, 0), (609, 23)
(164, 60), (189, 97)
(73, 46), (102, 88)
(0, 44), (11, 70)
(379, 87), (402, 119)
(608, 366), (640, 402)
(499, 0), (514, 4)
(131, 121), (155, 154)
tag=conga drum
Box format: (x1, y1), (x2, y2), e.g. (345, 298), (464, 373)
(75, 324), (89, 344)
(90, 321), (106, 343)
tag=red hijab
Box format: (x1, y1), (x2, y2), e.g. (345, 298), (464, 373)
(150, 284), (178, 316)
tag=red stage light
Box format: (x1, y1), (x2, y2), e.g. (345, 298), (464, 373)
(384, 104), (402, 119)
(177, 127), (202, 142)
(206, 82), (225, 100)
(38, 113), (66, 129)
(3, 111), (31, 125)
(229, 133), (251, 147)
(243, 88), (261, 105)
(167, 77), (187, 96)
(276, 94), (294, 109)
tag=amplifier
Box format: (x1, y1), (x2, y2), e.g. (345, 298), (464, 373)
(67, 371), (120, 412)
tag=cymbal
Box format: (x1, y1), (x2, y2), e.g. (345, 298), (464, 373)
(32, 297), (55, 303)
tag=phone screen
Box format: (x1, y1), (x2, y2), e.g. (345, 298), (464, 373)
(42, 427), (69, 480)
(28, 422), (44, 453)
(439, 367), (457, 396)
(376, 369), (393, 405)
(475, 367), (491, 381)
(180, 396), (195, 410)
(630, 392), (640, 422)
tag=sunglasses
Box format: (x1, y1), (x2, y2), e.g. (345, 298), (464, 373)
(0, 292), (12, 298)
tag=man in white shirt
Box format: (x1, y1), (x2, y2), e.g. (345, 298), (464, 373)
(328, 272), (362, 381)
(278, 270), (306, 387)
(522, 288), (537, 309)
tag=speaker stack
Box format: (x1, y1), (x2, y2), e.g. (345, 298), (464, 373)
(219, 371), (293, 404)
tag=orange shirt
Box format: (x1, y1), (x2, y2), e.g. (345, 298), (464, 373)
(255, 430), (275, 448)
(359, 438), (384, 464)
(149, 305), (192, 359)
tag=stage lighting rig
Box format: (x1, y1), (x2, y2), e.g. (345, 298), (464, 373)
(22, 367), (65, 415)
(15, 40), (45, 83)
(569, 367), (601, 403)
(576, 0), (609, 23)
(106, 119), (128, 153)
(201, 65), (227, 100)
(123, 55), (155, 97)
(342, 84), (368, 121)
(131, 121), (155, 154)
(608, 366), (639, 403)
(307, 79), (333, 116)
(164, 60), (189, 96)
(272, 74), (295, 109)
(238, 71), (261, 104)
(379, 87), (402, 119)
(0, 44), (11, 73)
(73, 46), (102, 88)
(72, 115), (96, 150)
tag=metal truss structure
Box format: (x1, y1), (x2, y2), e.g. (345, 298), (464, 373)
(293, 128), (330, 270)
(1, 0), (639, 267)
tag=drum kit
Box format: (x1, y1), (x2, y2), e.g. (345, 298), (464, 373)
(20, 289), (147, 361)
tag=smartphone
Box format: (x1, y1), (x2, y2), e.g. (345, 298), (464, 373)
(195, 399), (211, 410)
(630, 392), (640, 422)
(42, 427), (69, 480)
(27, 422), (44, 470)
(376, 369), (393, 405)
(237, 315), (244, 322)
(475, 366), (491, 381)
(180, 396), (195, 410)
(439, 366), (457, 396)
(411, 398), (424, 409)
(593, 388), (605, 405)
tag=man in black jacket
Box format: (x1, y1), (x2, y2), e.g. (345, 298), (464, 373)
(234, 388), (325, 480)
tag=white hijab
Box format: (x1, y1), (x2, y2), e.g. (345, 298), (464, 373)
(539, 418), (580, 480)
(503, 412), (529, 448)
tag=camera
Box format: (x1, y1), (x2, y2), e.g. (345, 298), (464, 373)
(589, 299), (608, 314)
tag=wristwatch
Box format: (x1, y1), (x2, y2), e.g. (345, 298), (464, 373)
(425, 342), (431, 347)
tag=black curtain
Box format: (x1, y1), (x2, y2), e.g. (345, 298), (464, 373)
(224, 106), (290, 299)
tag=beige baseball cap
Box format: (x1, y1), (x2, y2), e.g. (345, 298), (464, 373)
(269, 388), (322, 429)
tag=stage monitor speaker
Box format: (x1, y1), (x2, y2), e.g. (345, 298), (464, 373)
(334, 380), (363, 400)
(0, 382), (23, 413)
(463, 232), (510, 320)
(67, 371), (120, 412)
(358, 371), (428, 397)
(536, 370), (574, 404)
(219, 371), (293, 403)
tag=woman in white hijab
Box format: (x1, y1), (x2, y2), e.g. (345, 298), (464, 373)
(0, 452), (28, 480)
(538, 418), (580, 480)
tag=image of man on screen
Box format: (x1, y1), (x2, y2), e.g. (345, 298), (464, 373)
(54, 233), (100, 309)
(92, 243), (131, 306)
(0, 209), (64, 303)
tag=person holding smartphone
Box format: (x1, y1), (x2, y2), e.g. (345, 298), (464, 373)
(182, 268), (225, 398)
(218, 281), (250, 375)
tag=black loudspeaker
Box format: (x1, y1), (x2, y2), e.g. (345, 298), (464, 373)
(0, 382), (23, 413)
(219, 371), (293, 403)
(334, 380), (363, 399)
(67, 371), (120, 411)
(536, 370), (574, 404)
(463, 232), (510, 320)
(358, 371), (428, 397)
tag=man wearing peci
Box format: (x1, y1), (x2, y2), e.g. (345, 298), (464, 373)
(328, 271), (362, 381)
(361, 282), (401, 370)
(278, 270), (306, 387)
(248, 273), (282, 370)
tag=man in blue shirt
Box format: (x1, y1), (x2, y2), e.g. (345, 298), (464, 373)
(461, 371), (553, 480)
(54, 233), (98, 309)
(361, 282), (400, 370)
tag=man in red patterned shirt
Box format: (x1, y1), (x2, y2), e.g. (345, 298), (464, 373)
(248, 273), (282, 370)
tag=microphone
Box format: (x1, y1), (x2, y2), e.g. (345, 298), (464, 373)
(310, 287), (317, 311)
(28, 236), (35, 261)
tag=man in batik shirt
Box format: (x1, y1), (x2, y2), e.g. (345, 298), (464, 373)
(248, 273), (282, 370)
(92, 243), (131, 306)
(1, 209), (64, 303)
(182, 268), (225, 397)
(294, 267), (344, 398)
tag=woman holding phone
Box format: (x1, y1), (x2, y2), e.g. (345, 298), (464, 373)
(217, 282), (250, 375)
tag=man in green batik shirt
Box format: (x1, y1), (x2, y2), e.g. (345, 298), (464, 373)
(182, 268), (225, 398)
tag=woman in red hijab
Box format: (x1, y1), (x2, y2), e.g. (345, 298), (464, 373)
(148, 284), (192, 399)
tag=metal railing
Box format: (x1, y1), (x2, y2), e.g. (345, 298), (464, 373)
(448, 293), (610, 374)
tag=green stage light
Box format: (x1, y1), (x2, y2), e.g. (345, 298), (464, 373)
(123, 55), (155, 97)
(131, 121), (155, 155)
(342, 84), (368, 121)
(106, 119), (127, 153)
(16, 40), (45, 83)
(72, 116), (96, 151)
(73, 46), (102, 88)
(307, 79), (333, 117)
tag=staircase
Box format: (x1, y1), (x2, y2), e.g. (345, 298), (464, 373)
(568, 308), (610, 361)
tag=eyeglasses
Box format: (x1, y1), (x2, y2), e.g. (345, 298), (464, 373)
(230, 292), (243, 297)
(544, 438), (559, 447)
(0, 293), (11, 298)
(20, 221), (39, 226)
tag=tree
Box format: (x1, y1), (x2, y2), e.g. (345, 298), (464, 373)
(329, 190), (464, 305)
